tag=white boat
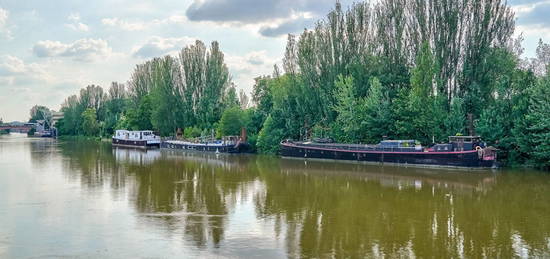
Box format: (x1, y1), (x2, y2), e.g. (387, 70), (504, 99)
(112, 130), (160, 148)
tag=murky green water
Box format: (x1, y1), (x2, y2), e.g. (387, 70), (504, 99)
(0, 134), (549, 258)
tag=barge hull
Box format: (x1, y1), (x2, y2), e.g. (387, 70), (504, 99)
(112, 138), (160, 149)
(161, 142), (240, 153)
(280, 143), (494, 168)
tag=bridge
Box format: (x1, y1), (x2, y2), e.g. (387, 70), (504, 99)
(0, 125), (34, 133)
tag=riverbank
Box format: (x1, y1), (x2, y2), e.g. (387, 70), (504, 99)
(57, 135), (104, 142)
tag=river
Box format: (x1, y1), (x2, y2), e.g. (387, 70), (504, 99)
(0, 134), (549, 258)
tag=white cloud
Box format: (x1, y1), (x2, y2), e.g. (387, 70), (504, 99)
(0, 8), (13, 39)
(101, 17), (146, 31)
(132, 36), (196, 58)
(65, 13), (89, 32)
(0, 55), (53, 85)
(68, 13), (80, 22)
(225, 51), (280, 93)
(512, 0), (550, 17)
(0, 8), (7, 27)
(33, 38), (113, 62)
(101, 15), (187, 31)
(66, 22), (89, 32)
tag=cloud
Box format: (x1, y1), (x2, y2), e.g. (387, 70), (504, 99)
(186, 0), (291, 23)
(516, 1), (550, 26)
(132, 36), (196, 58)
(0, 55), (53, 85)
(185, 0), (350, 24)
(101, 17), (147, 31)
(0, 8), (12, 39)
(66, 23), (89, 32)
(259, 16), (314, 37)
(225, 51), (280, 93)
(509, 0), (548, 6)
(101, 15), (186, 31)
(0, 8), (7, 27)
(68, 13), (80, 22)
(65, 13), (89, 32)
(33, 38), (112, 62)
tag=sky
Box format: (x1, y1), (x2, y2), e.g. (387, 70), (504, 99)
(0, 0), (548, 122)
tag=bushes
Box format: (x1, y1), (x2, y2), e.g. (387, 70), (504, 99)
(257, 115), (285, 154)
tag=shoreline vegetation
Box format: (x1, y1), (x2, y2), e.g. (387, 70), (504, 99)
(28, 1), (549, 170)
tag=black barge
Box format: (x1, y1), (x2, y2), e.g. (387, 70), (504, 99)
(161, 136), (250, 153)
(280, 136), (497, 168)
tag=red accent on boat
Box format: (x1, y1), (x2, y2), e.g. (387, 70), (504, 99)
(281, 142), (479, 155)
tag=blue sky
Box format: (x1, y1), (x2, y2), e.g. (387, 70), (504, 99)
(0, 0), (548, 121)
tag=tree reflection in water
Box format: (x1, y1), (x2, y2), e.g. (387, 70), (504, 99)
(29, 140), (550, 258)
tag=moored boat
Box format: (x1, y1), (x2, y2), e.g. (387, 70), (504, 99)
(161, 136), (250, 153)
(112, 130), (161, 148)
(280, 136), (497, 168)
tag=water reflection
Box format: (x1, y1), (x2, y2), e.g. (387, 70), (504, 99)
(19, 138), (550, 258)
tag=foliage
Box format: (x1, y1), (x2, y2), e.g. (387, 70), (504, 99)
(183, 126), (202, 139)
(218, 106), (245, 136)
(330, 75), (363, 143)
(257, 115), (285, 154)
(524, 75), (550, 169)
(29, 105), (52, 128)
(81, 108), (99, 136)
(362, 77), (394, 143)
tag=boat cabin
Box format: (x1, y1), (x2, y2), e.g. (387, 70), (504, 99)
(114, 130), (158, 141)
(378, 140), (422, 151)
(448, 136), (484, 151)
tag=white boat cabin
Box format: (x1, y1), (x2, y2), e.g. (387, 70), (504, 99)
(114, 130), (160, 142)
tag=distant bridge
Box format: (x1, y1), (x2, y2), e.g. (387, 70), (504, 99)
(0, 125), (33, 133)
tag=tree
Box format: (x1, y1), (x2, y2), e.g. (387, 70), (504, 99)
(150, 56), (181, 136)
(239, 89), (249, 109)
(104, 82), (127, 136)
(127, 95), (153, 130)
(218, 106), (244, 136)
(257, 115), (285, 154)
(29, 105), (52, 128)
(81, 108), (99, 136)
(524, 75), (550, 169)
(445, 98), (466, 136)
(362, 77), (393, 143)
(330, 75), (362, 142)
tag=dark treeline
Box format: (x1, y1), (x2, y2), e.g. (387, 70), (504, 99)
(51, 1), (549, 169)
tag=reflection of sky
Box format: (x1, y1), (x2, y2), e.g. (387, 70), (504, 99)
(220, 180), (286, 258)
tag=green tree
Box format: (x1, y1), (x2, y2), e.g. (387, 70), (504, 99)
(218, 106), (244, 136)
(150, 56), (181, 136)
(445, 98), (466, 136)
(363, 77), (393, 143)
(29, 105), (52, 129)
(524, 75), (550, 169)
(81, 108), (99, 136)
(257, 115), (285, 154)
(127, 95), (153, 130)
(330, 75), (362, 143)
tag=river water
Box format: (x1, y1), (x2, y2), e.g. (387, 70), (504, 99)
(0, 134), (549, 258)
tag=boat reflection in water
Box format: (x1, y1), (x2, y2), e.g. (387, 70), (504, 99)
(113, 146), (162, 166)
(19, 138), (550, 258)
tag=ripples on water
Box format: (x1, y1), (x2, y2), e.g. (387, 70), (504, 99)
(0, 134), (549, 258)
